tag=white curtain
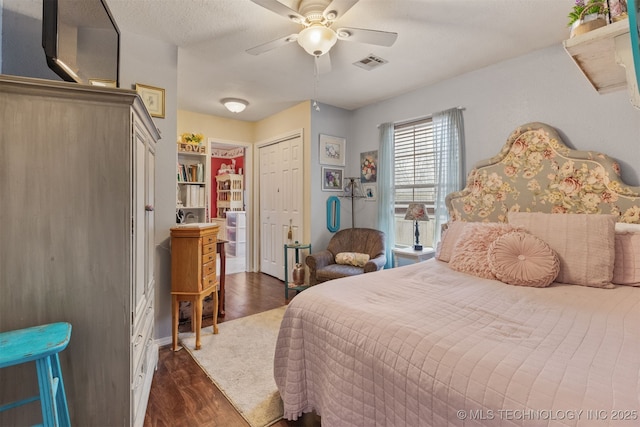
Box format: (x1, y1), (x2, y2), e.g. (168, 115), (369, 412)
(433, 108), (465, 244)
(377, 122), (395, 269)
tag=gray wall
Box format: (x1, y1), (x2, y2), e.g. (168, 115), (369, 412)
(347, 43), (640, 228)
(0, 0), (178, 341)
(1, 0), (60, 80)
(309, 102), (353, 253)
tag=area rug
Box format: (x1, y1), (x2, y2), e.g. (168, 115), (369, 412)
(179, 306), (287, 427)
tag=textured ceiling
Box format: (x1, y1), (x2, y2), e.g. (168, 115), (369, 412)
(104, 0), (577, 121)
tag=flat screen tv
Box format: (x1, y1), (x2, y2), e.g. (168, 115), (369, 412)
(42, 0), (120, 87)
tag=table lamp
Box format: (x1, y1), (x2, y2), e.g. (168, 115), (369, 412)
(404, 203), (429, 250)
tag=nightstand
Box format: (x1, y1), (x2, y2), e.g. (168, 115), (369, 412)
(393, 247), (436, 267)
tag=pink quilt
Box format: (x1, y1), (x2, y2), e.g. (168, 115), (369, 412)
(274, 260), (640, 426)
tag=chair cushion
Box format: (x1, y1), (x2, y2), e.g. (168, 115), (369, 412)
(317, 264), (365, 282)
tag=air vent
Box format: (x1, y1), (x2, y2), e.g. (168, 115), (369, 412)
(353, 54), (388, 71)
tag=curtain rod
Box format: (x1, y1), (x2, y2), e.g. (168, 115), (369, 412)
(377, 106), (465, 128)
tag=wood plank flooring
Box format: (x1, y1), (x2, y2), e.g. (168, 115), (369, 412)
(143, 272), (321, 427)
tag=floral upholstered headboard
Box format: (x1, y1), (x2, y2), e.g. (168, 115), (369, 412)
(446, 122), (640, 224)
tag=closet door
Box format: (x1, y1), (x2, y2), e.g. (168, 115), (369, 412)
(259, 134), (303, 280)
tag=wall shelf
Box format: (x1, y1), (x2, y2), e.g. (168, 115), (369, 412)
(563, 19), (640, 108)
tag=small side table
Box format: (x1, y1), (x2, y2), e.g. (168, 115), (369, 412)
(284, 242), (311, 303)
(393, 246), (436, 267)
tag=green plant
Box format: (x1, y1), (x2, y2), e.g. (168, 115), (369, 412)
(180, 132), (204, 144)
(567, 0), (608, 26)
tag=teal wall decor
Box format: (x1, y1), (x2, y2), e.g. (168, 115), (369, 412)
(326, 196), (340, 232)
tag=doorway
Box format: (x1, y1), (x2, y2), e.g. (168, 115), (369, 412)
(209, 139), (252, 274)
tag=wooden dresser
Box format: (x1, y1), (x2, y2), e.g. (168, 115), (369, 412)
(170, 224), (220, 351)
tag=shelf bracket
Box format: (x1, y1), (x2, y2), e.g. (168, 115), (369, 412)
(614, 33), (640, 109)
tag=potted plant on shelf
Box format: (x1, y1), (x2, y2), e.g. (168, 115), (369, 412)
(180, 132), (204, 145)
(568, 0), (608, 38)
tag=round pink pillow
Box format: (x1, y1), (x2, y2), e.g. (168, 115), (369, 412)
(487, 231), (560, 288)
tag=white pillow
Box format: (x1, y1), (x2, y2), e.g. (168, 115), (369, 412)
(335, 252), (370, 267)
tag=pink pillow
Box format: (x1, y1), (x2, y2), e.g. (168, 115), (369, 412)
(449, 223), (522, 279)
(487, 231), (560, 288)
(436, 221), (468, 262)
(508, 212), (616, 289)
(613, 223), (640, 286)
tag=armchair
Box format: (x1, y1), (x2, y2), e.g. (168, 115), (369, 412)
(306, 228), (386, 285)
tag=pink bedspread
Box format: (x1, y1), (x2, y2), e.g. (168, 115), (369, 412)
(274, 260), (640, 426)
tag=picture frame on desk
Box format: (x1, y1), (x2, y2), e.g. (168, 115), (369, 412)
(135, 83), (165, 118)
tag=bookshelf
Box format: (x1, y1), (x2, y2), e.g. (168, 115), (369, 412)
(177, 145), (209, 223)
(215, 173), (243, 218)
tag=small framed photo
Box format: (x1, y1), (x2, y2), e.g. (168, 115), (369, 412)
(136, 83), (165, 118)
(322, 167), (344, 191)
(319, 134), (346, 166)
(363, 184), (377, 201)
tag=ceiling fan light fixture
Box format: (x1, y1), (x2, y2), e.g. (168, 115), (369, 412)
(297, 24), (337, 56)
(221, 98), (248, 113)
(325, 10), (338, 20)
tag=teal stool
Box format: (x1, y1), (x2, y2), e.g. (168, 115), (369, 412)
(0, 322), (72, 427)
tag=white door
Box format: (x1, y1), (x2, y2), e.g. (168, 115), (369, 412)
(259, 134), (303, 280)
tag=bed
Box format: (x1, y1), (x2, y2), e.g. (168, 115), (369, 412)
(274, 122), (640, 426)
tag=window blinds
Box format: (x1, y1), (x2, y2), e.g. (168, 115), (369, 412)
(393, 117), (435, 212)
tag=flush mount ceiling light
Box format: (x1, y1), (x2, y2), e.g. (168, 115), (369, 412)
(297, 24), (337, 57)
(221, 98), (248, 113)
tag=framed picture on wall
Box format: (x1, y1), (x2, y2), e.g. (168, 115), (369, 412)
(136, 83), (165, 118)
(363, 184), (377, 201)
(319, 134), (346, 166)
(360, 150), (378, 183)
(322, 167), (344, 191)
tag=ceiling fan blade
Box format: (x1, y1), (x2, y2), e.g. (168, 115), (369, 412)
(336, 27), (398, 47)
(250, 0), (305, 24)
(315, 53), (332, 75)
(246, 34), (298, 55)
(323, 0), (359, 21)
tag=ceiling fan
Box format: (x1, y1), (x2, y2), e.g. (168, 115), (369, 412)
(246, 0), (398, 73)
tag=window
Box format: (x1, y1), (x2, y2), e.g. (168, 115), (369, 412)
(394, 117), (435, 248)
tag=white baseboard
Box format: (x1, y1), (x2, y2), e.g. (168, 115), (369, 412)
(155, 336), (173, 347)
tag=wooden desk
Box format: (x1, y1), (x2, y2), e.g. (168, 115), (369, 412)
(217, 239), (227, 317)
(170, 224), (219, 351)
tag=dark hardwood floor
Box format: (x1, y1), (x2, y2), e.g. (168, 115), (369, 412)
(143, 272), (321, 427)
